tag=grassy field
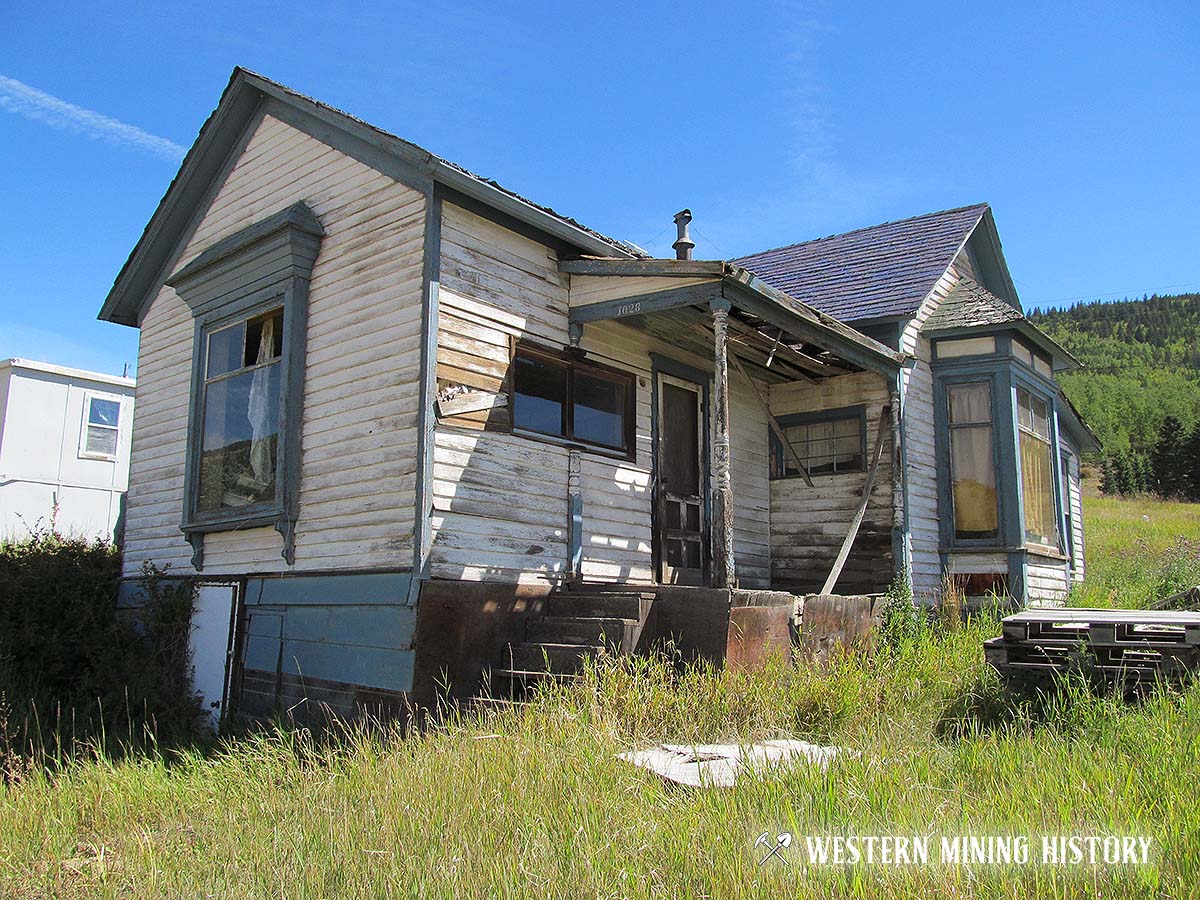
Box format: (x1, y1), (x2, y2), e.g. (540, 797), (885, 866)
(2, 497), (1200, 899)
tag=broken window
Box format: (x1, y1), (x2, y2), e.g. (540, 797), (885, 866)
(769, 410), (864, 479)
(511, 344), (635, 457)
(81, 395), (122, 459)
(197, 309), (284, 512)
(1017, 387), (1058, 548)
(947, 382), (999, 540)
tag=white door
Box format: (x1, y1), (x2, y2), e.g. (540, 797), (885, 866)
(191, 582), (237, 728)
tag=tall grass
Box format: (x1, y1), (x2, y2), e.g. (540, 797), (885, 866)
(1, 497), (1198, 898)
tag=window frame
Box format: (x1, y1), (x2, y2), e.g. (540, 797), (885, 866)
(768, 405), (868, 481)
(78, 392), (124, 461)
(508, 341), (637, 462)
(944, 379), (1002, 543)
(934, 369), (1011, 550)
(167, 202), (323, 570)
(192, 301), (287, 521)
(1014, 382), (1063, 554)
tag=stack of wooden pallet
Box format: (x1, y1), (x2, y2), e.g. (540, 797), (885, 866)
(985, 607), (1200, 685)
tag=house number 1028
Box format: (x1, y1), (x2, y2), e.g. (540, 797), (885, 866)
(617, 301), (643, 316)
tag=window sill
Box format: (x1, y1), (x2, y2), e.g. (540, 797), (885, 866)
(1025, 544), (1067, 561)
(182, 506), (281, 535)
(511, 427), (636, 463)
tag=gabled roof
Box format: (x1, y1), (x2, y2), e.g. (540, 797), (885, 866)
(923, 277), (1023, 331)
(733, 204), (1001, 323)
(100, 68), (646, 326)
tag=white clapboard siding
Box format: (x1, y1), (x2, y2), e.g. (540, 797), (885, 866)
(431, 203), (571, 583)
(903, 259), (967, 601)
(1068, 457), (1086, 582)
(1027, 556), (1071, 603)
(430, 207), (772, 587)
(122, 114), (426, 577)
(767, 372), (894, 593)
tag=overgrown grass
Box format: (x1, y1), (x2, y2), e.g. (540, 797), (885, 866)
(1068, 496), (1200, 607)
(1, 498), (1199, 898)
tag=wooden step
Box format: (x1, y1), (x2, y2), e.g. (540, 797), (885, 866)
(503, 641), (598, 674)
(526, 616), (635, 648)
(547, 592), (647, 620)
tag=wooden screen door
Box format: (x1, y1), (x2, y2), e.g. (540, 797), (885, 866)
(655, 373), (707, 585)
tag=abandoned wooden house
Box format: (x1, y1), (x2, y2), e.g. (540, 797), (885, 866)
(99, 68), (1099, 721)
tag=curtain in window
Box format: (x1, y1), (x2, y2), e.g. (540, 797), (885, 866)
(948, 382), (998, 539)
(248, 315), (276, 486)
(951, 427), (998, 535)
(1020, 429), (1055, 544)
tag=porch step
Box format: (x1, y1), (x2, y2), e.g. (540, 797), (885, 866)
(503, 641), (599, 674)
(526, 616), (636, 649)
(546, 591), (649, 620)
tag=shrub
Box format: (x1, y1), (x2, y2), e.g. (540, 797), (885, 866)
(0, 525), (203, 763)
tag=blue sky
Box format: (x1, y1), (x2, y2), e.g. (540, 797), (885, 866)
(2, 1), (1197, 377)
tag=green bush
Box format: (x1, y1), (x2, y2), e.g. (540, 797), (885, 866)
(0, 526), (203, 764)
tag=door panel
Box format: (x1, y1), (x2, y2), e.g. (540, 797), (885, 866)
(656, 375), (707, 585)
(191, 582), (237, 729)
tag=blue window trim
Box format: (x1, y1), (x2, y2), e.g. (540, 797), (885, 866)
(1011, 368), (1067, 556)
(933, 339), (1068, 559)
(767, 404), (868, 480)
(168, 202), (324, 570)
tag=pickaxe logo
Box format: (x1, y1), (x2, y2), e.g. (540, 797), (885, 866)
(755, 831), (792, 866)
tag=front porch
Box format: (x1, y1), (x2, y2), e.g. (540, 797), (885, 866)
(561, 255), (908, 598)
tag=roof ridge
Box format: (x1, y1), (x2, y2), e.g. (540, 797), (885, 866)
(236, 68), (648, 259)
(733, 202), (990, 262)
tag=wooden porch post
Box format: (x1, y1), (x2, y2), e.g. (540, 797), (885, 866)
(710, 297), (735, 588)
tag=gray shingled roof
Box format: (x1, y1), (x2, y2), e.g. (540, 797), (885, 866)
(732, 204), (989, 322)
(923, 277), (1024, 332)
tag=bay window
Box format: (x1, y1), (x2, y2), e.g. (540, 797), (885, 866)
(946, 382), (999, 540)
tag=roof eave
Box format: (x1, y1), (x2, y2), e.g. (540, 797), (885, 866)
(99, 67), (643, 327)
(723, 265), (908, 371)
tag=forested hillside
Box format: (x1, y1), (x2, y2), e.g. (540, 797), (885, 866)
(1029, 293), (1200, 496)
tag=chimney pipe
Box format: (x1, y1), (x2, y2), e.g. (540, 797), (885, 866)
(672, 209), (695, 261)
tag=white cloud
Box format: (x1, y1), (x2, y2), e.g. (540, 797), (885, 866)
(0, 74), (185, 162)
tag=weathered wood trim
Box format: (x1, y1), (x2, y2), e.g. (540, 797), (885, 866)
(262, 96), (434, 194)
(710, 297), (735, 589)
(101, 96), (269, 326)
(820, 405), (890, 594)
(410, 187), (441, 603)
(568, 449), (583, 580)
(559, 259), (726, 277)
(568, 282), (722, 326)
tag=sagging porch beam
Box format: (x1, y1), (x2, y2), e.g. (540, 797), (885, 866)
(568, 282), (723, 325)
(568, 276), (905, 377)
(710, 297), (735, 589)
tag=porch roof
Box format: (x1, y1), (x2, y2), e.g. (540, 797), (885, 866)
(561, 258), (908, 383)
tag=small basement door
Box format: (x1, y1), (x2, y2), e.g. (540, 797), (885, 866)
(191, 582), (238, 728)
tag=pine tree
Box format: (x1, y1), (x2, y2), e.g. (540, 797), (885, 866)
(1187, 421), (1200, 503)
(1151, 416), (1189, 498)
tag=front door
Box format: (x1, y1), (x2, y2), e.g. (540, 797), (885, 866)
(655, 373), (708, 585)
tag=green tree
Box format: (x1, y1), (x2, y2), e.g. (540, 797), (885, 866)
(1151, 416), (1190, 498)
